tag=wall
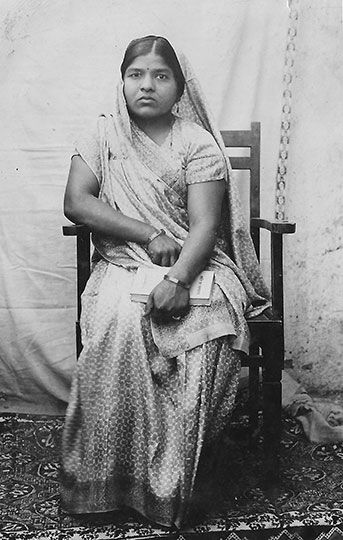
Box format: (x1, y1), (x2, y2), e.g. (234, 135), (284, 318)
(4, 0), (327, 412)
(285, 0), (343, 391)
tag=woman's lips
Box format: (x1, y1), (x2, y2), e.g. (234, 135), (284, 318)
(138, 96), (155, 103)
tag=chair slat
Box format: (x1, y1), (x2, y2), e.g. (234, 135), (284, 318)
(221, 130), (256, 147)
(228, 156), (253, 170)
(221, 122), (261, 256)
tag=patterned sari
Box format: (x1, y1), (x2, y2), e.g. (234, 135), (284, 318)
(60, 52), (270, 528)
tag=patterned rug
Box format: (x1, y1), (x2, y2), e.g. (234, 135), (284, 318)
(0, 389), (343, 540)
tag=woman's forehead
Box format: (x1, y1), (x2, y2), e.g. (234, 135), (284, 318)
(127, 52), (172, 71)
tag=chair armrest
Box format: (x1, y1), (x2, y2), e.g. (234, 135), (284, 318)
(251, 218), (296, 234)
(251, 218), (295, 320)
(62, 224), (90, 236)
(62, 223), (91, 322)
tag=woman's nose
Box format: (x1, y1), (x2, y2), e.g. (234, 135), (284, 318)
(141, 73), (155, 91)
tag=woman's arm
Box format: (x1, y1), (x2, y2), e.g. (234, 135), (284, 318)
(64, 155), (181, 265)
(65, 155), (155, 242)
(145, 179), (225, 321)
(168, 179), (226, 283)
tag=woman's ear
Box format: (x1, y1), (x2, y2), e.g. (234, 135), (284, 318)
(173, 101), (180, 115)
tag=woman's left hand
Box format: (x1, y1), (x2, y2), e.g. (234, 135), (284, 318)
(144, 279), (190, 323)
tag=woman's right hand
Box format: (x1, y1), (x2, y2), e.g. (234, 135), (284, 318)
(147, 234), (181, 267)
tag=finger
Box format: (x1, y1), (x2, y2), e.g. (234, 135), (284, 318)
(144, 295), (154, 316)
(161, 254), (170, 267)
(171, 302), (190, 321)
(152, 308), (170, 324)
(152, 253), (162, 266)
(171, 307), (188, 320)
(174, 243), (182, 257)
(151, 309), (162, 324)
(170, 252), (178, 266)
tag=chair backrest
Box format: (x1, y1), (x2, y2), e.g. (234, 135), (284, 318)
(220, 121), (261, 259)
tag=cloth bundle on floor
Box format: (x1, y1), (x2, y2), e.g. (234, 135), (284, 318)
(282, 371), (343, 443)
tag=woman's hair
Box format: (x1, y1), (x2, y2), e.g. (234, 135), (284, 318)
(121, 36), (185, 100)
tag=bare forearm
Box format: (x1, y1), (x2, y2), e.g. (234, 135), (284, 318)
(65, 194), (155, 244)
(167, 222), (217, 284)
(167, 179), (225, 284)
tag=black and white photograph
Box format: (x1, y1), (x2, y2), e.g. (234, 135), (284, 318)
(0, 1), (342, 539)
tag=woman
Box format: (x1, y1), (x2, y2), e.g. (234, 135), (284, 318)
(61, 35), (270, 528)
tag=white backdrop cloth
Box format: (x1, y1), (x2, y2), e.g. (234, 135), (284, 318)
(0, 0), (288, 413)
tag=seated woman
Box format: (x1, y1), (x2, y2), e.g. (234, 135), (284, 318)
(60, 35), (270, 529)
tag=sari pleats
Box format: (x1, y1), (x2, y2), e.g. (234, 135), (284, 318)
(61, 262), (241, 527)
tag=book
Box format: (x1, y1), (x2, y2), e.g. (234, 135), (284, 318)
(130, 266), (215, 306)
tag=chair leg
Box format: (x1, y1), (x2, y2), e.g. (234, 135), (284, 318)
(248, 364), (260, 443)
(76, 321), (83, 358)
(262, 379), (282, 487)
(261, 331), (283, 488)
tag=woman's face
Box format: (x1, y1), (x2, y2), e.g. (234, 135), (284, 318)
(123, 51), (179, 121)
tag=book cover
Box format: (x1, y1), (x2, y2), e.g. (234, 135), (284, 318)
(130, 266), (215, 306)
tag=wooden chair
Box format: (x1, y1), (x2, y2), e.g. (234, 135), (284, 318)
(63, 122), (296, 486)
(221, 123), (295, 485)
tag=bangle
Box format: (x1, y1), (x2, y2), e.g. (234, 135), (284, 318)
(146, 228), (166, 247)
(163, 274), (190, 290)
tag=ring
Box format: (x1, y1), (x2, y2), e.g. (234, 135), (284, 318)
(172, 315), (182, 321)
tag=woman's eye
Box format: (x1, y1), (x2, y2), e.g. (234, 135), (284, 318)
(156, 74), (167, 80)
(130, 72), (141, 78)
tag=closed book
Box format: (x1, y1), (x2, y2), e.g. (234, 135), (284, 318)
(130, 266), (215, 306)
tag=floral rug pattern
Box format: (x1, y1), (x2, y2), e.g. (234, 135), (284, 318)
(0, 390), (343, 540)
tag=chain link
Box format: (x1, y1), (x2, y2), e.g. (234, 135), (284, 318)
(275, 0), (300, 221)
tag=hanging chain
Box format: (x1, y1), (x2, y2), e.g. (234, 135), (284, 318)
(275, 0), (300, 221)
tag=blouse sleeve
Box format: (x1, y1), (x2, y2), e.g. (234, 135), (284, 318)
(185, 126), (226, 186)
(72, 119), (102, 186)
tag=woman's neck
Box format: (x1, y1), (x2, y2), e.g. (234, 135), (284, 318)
(132, 112), (174, 146)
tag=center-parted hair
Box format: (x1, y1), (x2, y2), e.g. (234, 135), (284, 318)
(121, 35), (185, 100)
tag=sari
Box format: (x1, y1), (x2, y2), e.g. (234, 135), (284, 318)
(60, 51), (270, 528)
